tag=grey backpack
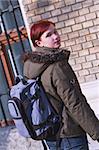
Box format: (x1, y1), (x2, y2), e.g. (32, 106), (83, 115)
(8, 75), (61, 140)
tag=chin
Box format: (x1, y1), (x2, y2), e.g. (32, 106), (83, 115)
(54, 45), (61, 48)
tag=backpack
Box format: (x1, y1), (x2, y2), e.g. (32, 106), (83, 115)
(8, 75), (61, 141)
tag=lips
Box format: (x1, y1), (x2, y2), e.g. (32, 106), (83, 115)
(54, 40), (60, 45)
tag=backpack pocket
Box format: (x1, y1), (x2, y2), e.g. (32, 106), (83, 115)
(8, 99), (30, 137)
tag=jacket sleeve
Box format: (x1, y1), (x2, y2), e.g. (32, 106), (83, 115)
(52, 62), (99, 140)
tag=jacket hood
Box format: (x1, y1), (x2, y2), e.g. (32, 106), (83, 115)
(23, 47), (70, 78)
(23, 47), (70, 63)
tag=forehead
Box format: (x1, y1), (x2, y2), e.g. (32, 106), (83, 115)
(41, 24), (55, 36)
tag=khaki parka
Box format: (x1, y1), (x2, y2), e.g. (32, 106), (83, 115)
(23, 47), (99, 141)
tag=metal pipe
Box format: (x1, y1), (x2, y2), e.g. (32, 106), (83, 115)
(9, 1), (25, 52)
(0, 13), (19, 75)
(0, 92), (8, 126)
(0, 50), (13, 87)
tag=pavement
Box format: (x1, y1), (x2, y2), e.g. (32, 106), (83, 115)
(0, 125), (44, 150)
(0, 125), (99, 150)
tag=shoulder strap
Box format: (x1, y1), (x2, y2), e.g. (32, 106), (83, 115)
(42, 140), (48, 150)
(39, 63), (51, 78)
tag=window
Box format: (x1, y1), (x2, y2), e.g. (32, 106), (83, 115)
(0, 0), (31, 125)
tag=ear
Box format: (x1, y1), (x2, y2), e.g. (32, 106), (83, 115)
(35, 40), (43, 47)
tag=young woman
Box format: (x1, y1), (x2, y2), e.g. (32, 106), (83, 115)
(23, 20), (99, 150)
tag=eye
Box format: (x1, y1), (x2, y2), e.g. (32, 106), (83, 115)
(54, 30), (58, 34)
(46, 32), (52, 37)
(54, 30), (57, 33)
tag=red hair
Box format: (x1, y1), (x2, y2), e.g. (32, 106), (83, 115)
(30, 20), (55, 47)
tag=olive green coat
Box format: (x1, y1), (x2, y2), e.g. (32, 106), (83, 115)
(23, 47), (99, 140)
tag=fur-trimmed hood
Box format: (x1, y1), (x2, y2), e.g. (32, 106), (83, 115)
(23, 47), (70, 78)
(23, 47), (70, 63)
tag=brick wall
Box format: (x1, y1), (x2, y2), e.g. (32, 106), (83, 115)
(22, 0), (99, 84)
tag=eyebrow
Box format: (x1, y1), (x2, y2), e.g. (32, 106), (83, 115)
(46, 31), (52, 36)
(45, 28), (56, 37)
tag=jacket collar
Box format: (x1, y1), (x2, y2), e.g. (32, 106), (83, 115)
(23, 47), (70, 64)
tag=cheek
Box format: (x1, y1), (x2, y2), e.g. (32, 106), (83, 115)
(45, 39), (53, 44)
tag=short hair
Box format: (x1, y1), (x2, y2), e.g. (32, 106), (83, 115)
(30, 20), (55, 47)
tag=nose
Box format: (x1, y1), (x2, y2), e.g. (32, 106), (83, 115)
(53, 33), (60, 40)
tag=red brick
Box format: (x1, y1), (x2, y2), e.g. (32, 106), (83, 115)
(70, 52), (79, 58)
(27, 10), (35, 17)
(96, 11), (99, 18)
(61, 27), (72, 34)
(34, 8), (44, 15)
(72, 44), (82, 51)
(72, 3), (82, 11)
(96, 73), (99, 79)
(94, 0), (99, 5)
(86, 54), (96, 61)
(38, 1), (49, 7)
(28, 2), (38, 10)
(75, 16), (85, 23)
(27, 17), (32, 24)
(58, 14), (68, 21)
(89, 26), (99, 33)
(83, 20), (93, 28)
(56, 22), (65, 29)
(23, 0), (31, 5)
(68, 31), (79, 39)
(61, 42), (65, 48)
(79, 29), (89, 36)
(65, 0), (76, 6)
(61, 34), (68, 41)
(82, 62), (92, 69)
(32, 15), (41, 22)
(93, 39), (99, 46)
(90, 4), (99, 12)
(77, 76), (85, 83)
(72, 24), (82, 31)
(49, 0), (58, 3)
(76, 36), (86, 44)
(65, 19), (75, 27)
(89, 47), (99, 54)
(96, 53), (99, 59)
(41, 12), (51, 19)
(68, 11), (79, 19)
(82, 41), (93, 49)
(79, 69), (89, 76)
(69, 59), (75, 65)
(89, 67), (99, 74)
(49, 17), (58, 23)
(82, 0), (93, 8)
(79, 8), (89, 16)
(76, 0), (85, 2)
(45, 5), (55, 11)
(86, 34), (96, 41)
(54, 1), (65, 9)
(72, 64), (82, 71)
(93, 18), (99, 25)
(51, 9), (61, 16)
(79, 49), (89, 56)
(65, 39), (75, 46)
(24, 5), (29, 12)
(76, 57), (86, 64)
(85, 12), (96, 20)
(66, 46), (72, 52)
(85, 74), (96, 82)
(92, 60), (99, 67)
(61, 6), (72, 13)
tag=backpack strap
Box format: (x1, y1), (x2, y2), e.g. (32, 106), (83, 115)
(56, 138), (62, 150)
(42, 140), (48, 150)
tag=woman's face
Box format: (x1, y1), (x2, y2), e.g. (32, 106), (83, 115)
(36, 24), (61, 48)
